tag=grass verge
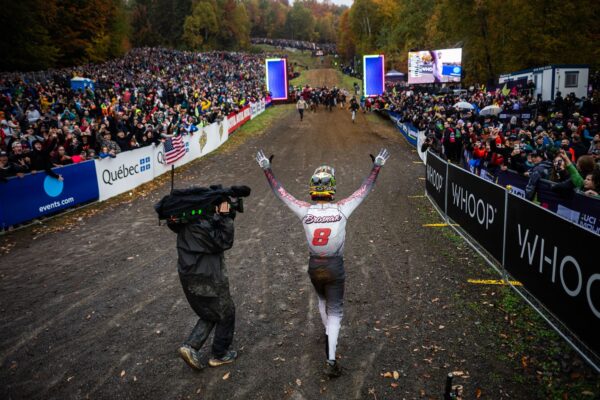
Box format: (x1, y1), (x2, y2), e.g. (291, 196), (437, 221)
(422, 206), (600, 399)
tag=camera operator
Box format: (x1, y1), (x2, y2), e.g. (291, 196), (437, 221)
(166, 199), (238, 370)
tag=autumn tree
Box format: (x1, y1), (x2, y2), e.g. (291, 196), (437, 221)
(183, 0), (220, 49)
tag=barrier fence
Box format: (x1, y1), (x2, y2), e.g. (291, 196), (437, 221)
(0, 99), (271, 229)
(384, 110), (600, 370)
(426, 150), (600, 371)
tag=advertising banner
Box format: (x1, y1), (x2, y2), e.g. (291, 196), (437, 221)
(363, 55), (385, 97)
(416, 130), (427, 163)
(0, 161), (99, 227)
(425, 150), (447, 212)
(250, 99), (266, 120)
(265, 58), (288, 100)
(95, 146), (155, 201)
(389, 113), (418, 147)
(227, 106), (251, 134)
(497, 170), (600, 234)
(504, 193), (600, 356)
(250, 102), (258, 119)
(446, 163), (506, 260)
(408, 48), (462, 84)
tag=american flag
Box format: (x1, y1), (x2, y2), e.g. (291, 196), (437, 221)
(164, 135), (186, 164)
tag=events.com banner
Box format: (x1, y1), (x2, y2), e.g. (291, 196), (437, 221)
(0, 161), (99, 228)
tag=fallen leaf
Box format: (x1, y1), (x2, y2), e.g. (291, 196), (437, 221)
(521, 356), (528, 368)
(382, 372), (393, 378)
(67, 376), (74, 382)
(196, 388), (201, 394)
(393, 371), (399, 380)
(438, 325), (445, 329)
(222, 372), (230, 380)
(133, 376), (137, 382)
(390, 382), (399, 388)
(431, 298), (440, 303)
(419, 388), (426, 397)
(476, 388), (482, 398)
(296, 378), (302, 386)
(452, 371), (464, 376)
(581, 391), (595, 396)
(120, 370), (126, 377)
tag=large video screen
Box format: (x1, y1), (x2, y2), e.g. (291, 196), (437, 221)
(363, 55), (385, 97)
(265, 58), (288, 100)
(408, 48), (462, 84)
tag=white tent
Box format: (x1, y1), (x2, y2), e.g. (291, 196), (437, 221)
(385, 70), (405, 80)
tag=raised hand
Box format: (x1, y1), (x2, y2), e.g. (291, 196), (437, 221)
(255, 149), (271, 170)
(373, 148), (390, 166)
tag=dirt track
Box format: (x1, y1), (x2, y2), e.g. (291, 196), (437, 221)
(0, 70), (588, 399)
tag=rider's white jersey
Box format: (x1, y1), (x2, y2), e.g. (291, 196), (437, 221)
(263, 165), (381, 257)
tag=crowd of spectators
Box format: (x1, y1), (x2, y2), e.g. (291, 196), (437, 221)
(251, 38), (336, 55)
(0, 48), (268, 182)
(375, 84), (600, 200)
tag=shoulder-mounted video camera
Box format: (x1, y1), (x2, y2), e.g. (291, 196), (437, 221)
(155, 184), (251, 224)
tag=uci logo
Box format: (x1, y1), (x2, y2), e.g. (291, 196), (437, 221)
(44, 175), (64, 197)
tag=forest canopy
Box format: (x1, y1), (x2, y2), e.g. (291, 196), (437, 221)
(1, 0), (598, 84)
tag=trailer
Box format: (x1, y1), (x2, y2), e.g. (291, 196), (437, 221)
(498, 64), (589, 101)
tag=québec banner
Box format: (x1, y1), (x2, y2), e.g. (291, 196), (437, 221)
(0, 161), (99, 228)
(95, 146), (155, 201)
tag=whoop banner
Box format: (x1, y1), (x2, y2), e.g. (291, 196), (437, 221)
(504, 193), (600, 356)
(425, 151), (447, 213)
(363, 55), (385, 97)
(265, 58), (288, 100)
(424, 150), (600, 366)
(446, 163), (505, 261)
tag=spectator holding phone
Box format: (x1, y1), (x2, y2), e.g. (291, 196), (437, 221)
(525, 150), (552, 200)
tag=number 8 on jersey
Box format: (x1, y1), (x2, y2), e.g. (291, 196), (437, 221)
(312, 228), (332, 246)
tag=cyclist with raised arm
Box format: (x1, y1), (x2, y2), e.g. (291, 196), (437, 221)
(255, 148), (390, 377)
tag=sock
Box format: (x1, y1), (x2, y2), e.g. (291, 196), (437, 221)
(327, 315), (342, 361)
(317, 297), (328, 333)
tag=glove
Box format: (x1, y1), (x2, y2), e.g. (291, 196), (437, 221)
(256, 150), (274, 170)
(370, 148), (390, 166)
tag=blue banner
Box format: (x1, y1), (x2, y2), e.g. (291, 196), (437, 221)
(388, 112), (418, 147)
(0, 161), (99, 228)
